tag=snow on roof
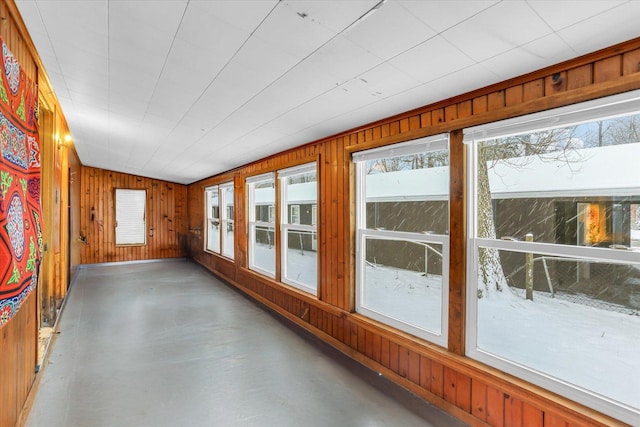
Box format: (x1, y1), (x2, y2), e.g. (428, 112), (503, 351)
(489, 142), (640, 199)
(365, 143), (640, 201)
(254, 143), (640, 204)
(366, 167), (449, 201)
(255, 182), (316, 205)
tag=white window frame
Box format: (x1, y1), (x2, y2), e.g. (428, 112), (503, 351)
(279, 162), (318, 294)
(204, 183), (234, 259)
(115, 189), (146, 246)
(464, 90), (640, 426)
(220, 182), (234, 259)
(247, 173), (276, 278)
(354, 134), (450, 346)
(204, 185), (220, 254)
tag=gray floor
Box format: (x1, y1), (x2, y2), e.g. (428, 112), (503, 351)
(26, 260), (467, 427)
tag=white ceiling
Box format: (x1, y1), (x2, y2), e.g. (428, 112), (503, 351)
(15, 0), (640, 184)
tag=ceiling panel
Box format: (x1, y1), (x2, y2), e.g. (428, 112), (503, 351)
(398, 0), (499, 33)
(440, 1), (552, 62)
(13, 0), (640, 184)
(343, 0), (437, 61)
(481, 33), (574, 80)
(556, 1), (640, 55)
(388, 35), (474, 84)
(527, 0), (627, 32)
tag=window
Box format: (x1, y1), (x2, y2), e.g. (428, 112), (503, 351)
(248, 173), (276, 277)
(280, 163), (318, 293)
(465, 90), (640, 425)
(205, 186), (220, 253)
(290, 205), (300, 224)
(204, 182), (234, 259)
(354, 134), (449, 346)
(221, 183), (234, 259)
(115, 189), (146, 245)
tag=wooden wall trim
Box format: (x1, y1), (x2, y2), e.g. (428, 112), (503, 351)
(187, 37), (640, 427)
(448, 129), (465, 355)
(344, 72), (640, 155)
(236, 266), (344, 317)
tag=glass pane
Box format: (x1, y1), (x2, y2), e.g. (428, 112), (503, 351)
(285, 171), (317, 226)
(631, 204), (640, 249)
(362, 237), (443, 334)
(253, 179), (275, 222)
(284, 230), (317, 290)
(477, 114), (640, 248)
(224, 186), (234, 221)
(207, 220), (220, 253)
(475, 247), (640, 412)
(222, 221), (234, 259)
(365, 150), (449, 233)
(252, 225), (275, 275)
(208, 190), (219, 220)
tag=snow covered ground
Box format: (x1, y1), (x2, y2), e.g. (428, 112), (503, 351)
(361, 264), (443, 334)
(249, 246), (639, 413)
(477, 288), (640, 411)
(252, 244), (318, 288)
(361, 264), (639, 413)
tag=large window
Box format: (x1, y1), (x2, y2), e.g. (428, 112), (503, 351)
(247, 173), (276, 277)
(465, 91), (640, 425)
(115, 189), (146, 245)
(280, 163), (318, 293)
(205, 183), (234, 259)
(205, 186), (220, 253)
(247, 163), (318, 294)
(354, 134), (449, 346)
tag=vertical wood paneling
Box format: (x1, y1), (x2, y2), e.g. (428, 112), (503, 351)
(0, 4), (53, 426)
(623, 48), (640, 75)
(419, 355), (431, 390)
(430, 361), (444, 398)
(471, 379), (488, 422)
(594, 56), (621, 83)
(486, 387), (505, 427)
(544, 412), (569, 427)
(448, 129), (465, 355)
(80, 167), (187, 264)
(567, 65), (593, 90)
(408, 350), (420, 384)
(504, 394), (523, 427)
(522, 402), (544, 427)
(523, 79), (544, 101)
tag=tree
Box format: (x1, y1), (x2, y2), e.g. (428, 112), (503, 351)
(476, 114), (640, 297)
(476, 128), (582, 297)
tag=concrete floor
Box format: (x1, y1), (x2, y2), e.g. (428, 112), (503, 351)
(26, 260), (467, 427)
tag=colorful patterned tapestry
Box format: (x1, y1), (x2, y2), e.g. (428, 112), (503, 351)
(0, 37), (42, 329)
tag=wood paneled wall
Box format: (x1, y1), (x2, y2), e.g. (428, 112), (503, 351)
(0, 292), (36, 427)
(80, 167), (188, 264)
(0, 1), (73, 425)
(189, 38), (640, 427)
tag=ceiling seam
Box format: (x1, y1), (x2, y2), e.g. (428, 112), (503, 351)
(172, 1), (419, 167)
(138, 0), (281, 172)
(130, 0), (191, 169)
(33, 0), (75, 118)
